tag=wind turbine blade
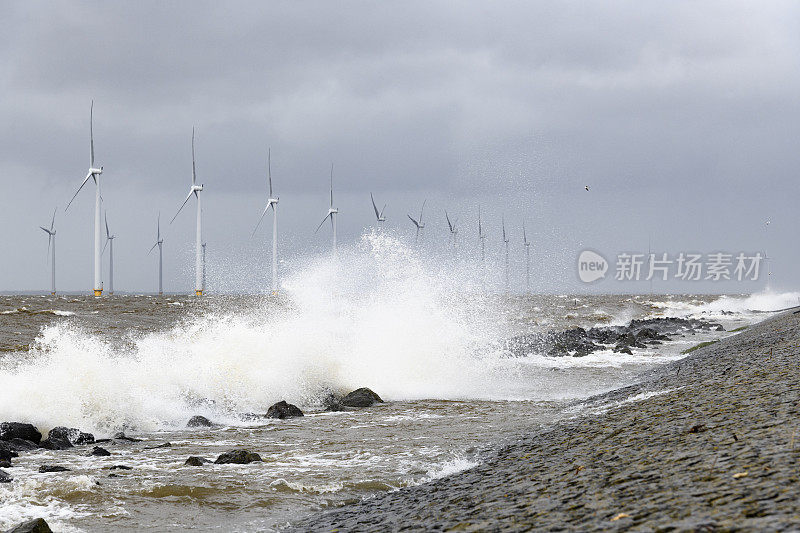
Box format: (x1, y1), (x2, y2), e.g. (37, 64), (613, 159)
(39, 226), (50, 234)
(157, 212), (161, 240)
(329, 163), (334, 208)
(148, 242), (158, 254)
(478, 206), (482, 236)
(65, 172), (93, 211)
(102, 238), (109, 255)
(90, 100), (95, 167)
(191, 127), (197, 186)
(46, 233), (52, 262)
(407, 214), (419, 228)
(50, 208), (56, 231)
(445, 211), (453, 232)
(420, 200), (426, 224)
(315, 213), (331, 234)
(105, 213), (110, 238)
(170, 190), (193, 224)
(268, 147), (273, 197)
(381, 204), (387, 217)
(371, 193), (380, 219)
(523, 221), (527, 244)
(252, 205), (270, 237)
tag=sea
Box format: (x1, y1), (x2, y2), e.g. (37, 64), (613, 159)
(0, 235), (797, 531)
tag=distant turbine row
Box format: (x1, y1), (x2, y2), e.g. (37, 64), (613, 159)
(39, 102), (533, 296)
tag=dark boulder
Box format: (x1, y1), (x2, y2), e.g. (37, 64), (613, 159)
(0, 422), (41, 444)
(184, 456), (210, 466)
(7, 438), (39, 452)
(266, 401), (304, 419)
(113, 432), (142, 442)
(48, 426), (94, 445)
(144, 442), (171, 449)
(39, 437), (72, 450)
(214, 449), (262, 464)
(5, 518), (53, 533)
(341, 388), (384, 407)
(613, 344), (633, 355)
(0, 459), (10, 468)
(187, 415), (213, 427)
(90, 446), (111, 456)
(0, 468), (12, 483)
(109, 464), (132, 470)
(39, 465), (71, 473)
(0, 441), (18, 461)
(322, 393), (346, 412)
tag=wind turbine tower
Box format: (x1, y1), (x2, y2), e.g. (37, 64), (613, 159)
(103, 213), (116, 295)
(171, 128), (204, 296)
(39, 208), (57, 295)
(149, 214), (164, 296)
(523, 221), (531, 294)
(253, 148), (280, 294)
(66, 101), (104, 296)
(315, 164), (339, 255)
(478, 207), (486, 290)
(502, 216), (510, 293)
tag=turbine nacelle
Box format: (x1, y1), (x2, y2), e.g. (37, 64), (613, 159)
(328, 208), (339, 215)
(268, 197), (279, 206)
(90, 167), (103, 175)
(192, 184), (204, 193)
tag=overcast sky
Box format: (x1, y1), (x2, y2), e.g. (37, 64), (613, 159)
(1, 1), (799, 294)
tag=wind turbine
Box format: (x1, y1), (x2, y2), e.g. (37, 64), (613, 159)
(502, 216), (510, 293)
(39, 208), (57, 295)
(148, 214), (164, 296)
(253, 148), (280, 294)
(407, 200), (426, 243)
(523, 221), (531, 294)
(478, 206), (486, 290)
(66, 101), (104, 296)
(315, 163), (338, 255)
(370, 193), (386, 225)
(445, 210), (458, 248)
(102, 213), (116, 295)
(171, 128), (204, 296)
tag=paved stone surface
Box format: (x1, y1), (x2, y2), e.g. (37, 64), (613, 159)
(289, 311), (800, 531)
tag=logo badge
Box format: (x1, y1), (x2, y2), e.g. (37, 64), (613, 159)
(578, 250), (608, 283)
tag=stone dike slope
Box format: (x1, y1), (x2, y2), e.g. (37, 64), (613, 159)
(290, 310), (800, 531)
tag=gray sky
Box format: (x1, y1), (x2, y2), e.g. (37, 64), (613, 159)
(1, 1), (799, 294)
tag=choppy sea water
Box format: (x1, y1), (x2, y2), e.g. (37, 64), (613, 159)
(1, 238), (797, 531)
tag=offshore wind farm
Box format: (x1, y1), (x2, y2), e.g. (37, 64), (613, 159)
(2, 2), (800, 532)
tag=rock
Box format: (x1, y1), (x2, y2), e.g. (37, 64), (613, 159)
(0, 441), (19, 461)
(39, 437), (73, 450)
(109, 464), (132, 470)
(38, 465), (71, 473)
(144, 442), (171, 449)
(90, 446), (111, 456)
(613, 344), (633, 355)
(7, 438), (39, 452)
(0, 422), (42, 444)
(341, 388), (384, 408)
(113, 432), (142, 442)
(48, 426), (94, 445)
(184, 456), (210, 466)
(322, 392), (346, 412)
(0, 468), (12, 483)
(187, 415), (213, 427)
(4, 518), (52, 533)
(214, 449), (262, 464)
(266, 401), (304, 419)
(0, 459), (10, 468)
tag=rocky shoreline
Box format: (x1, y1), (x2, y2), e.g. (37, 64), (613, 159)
(288, 310), (800, 531)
